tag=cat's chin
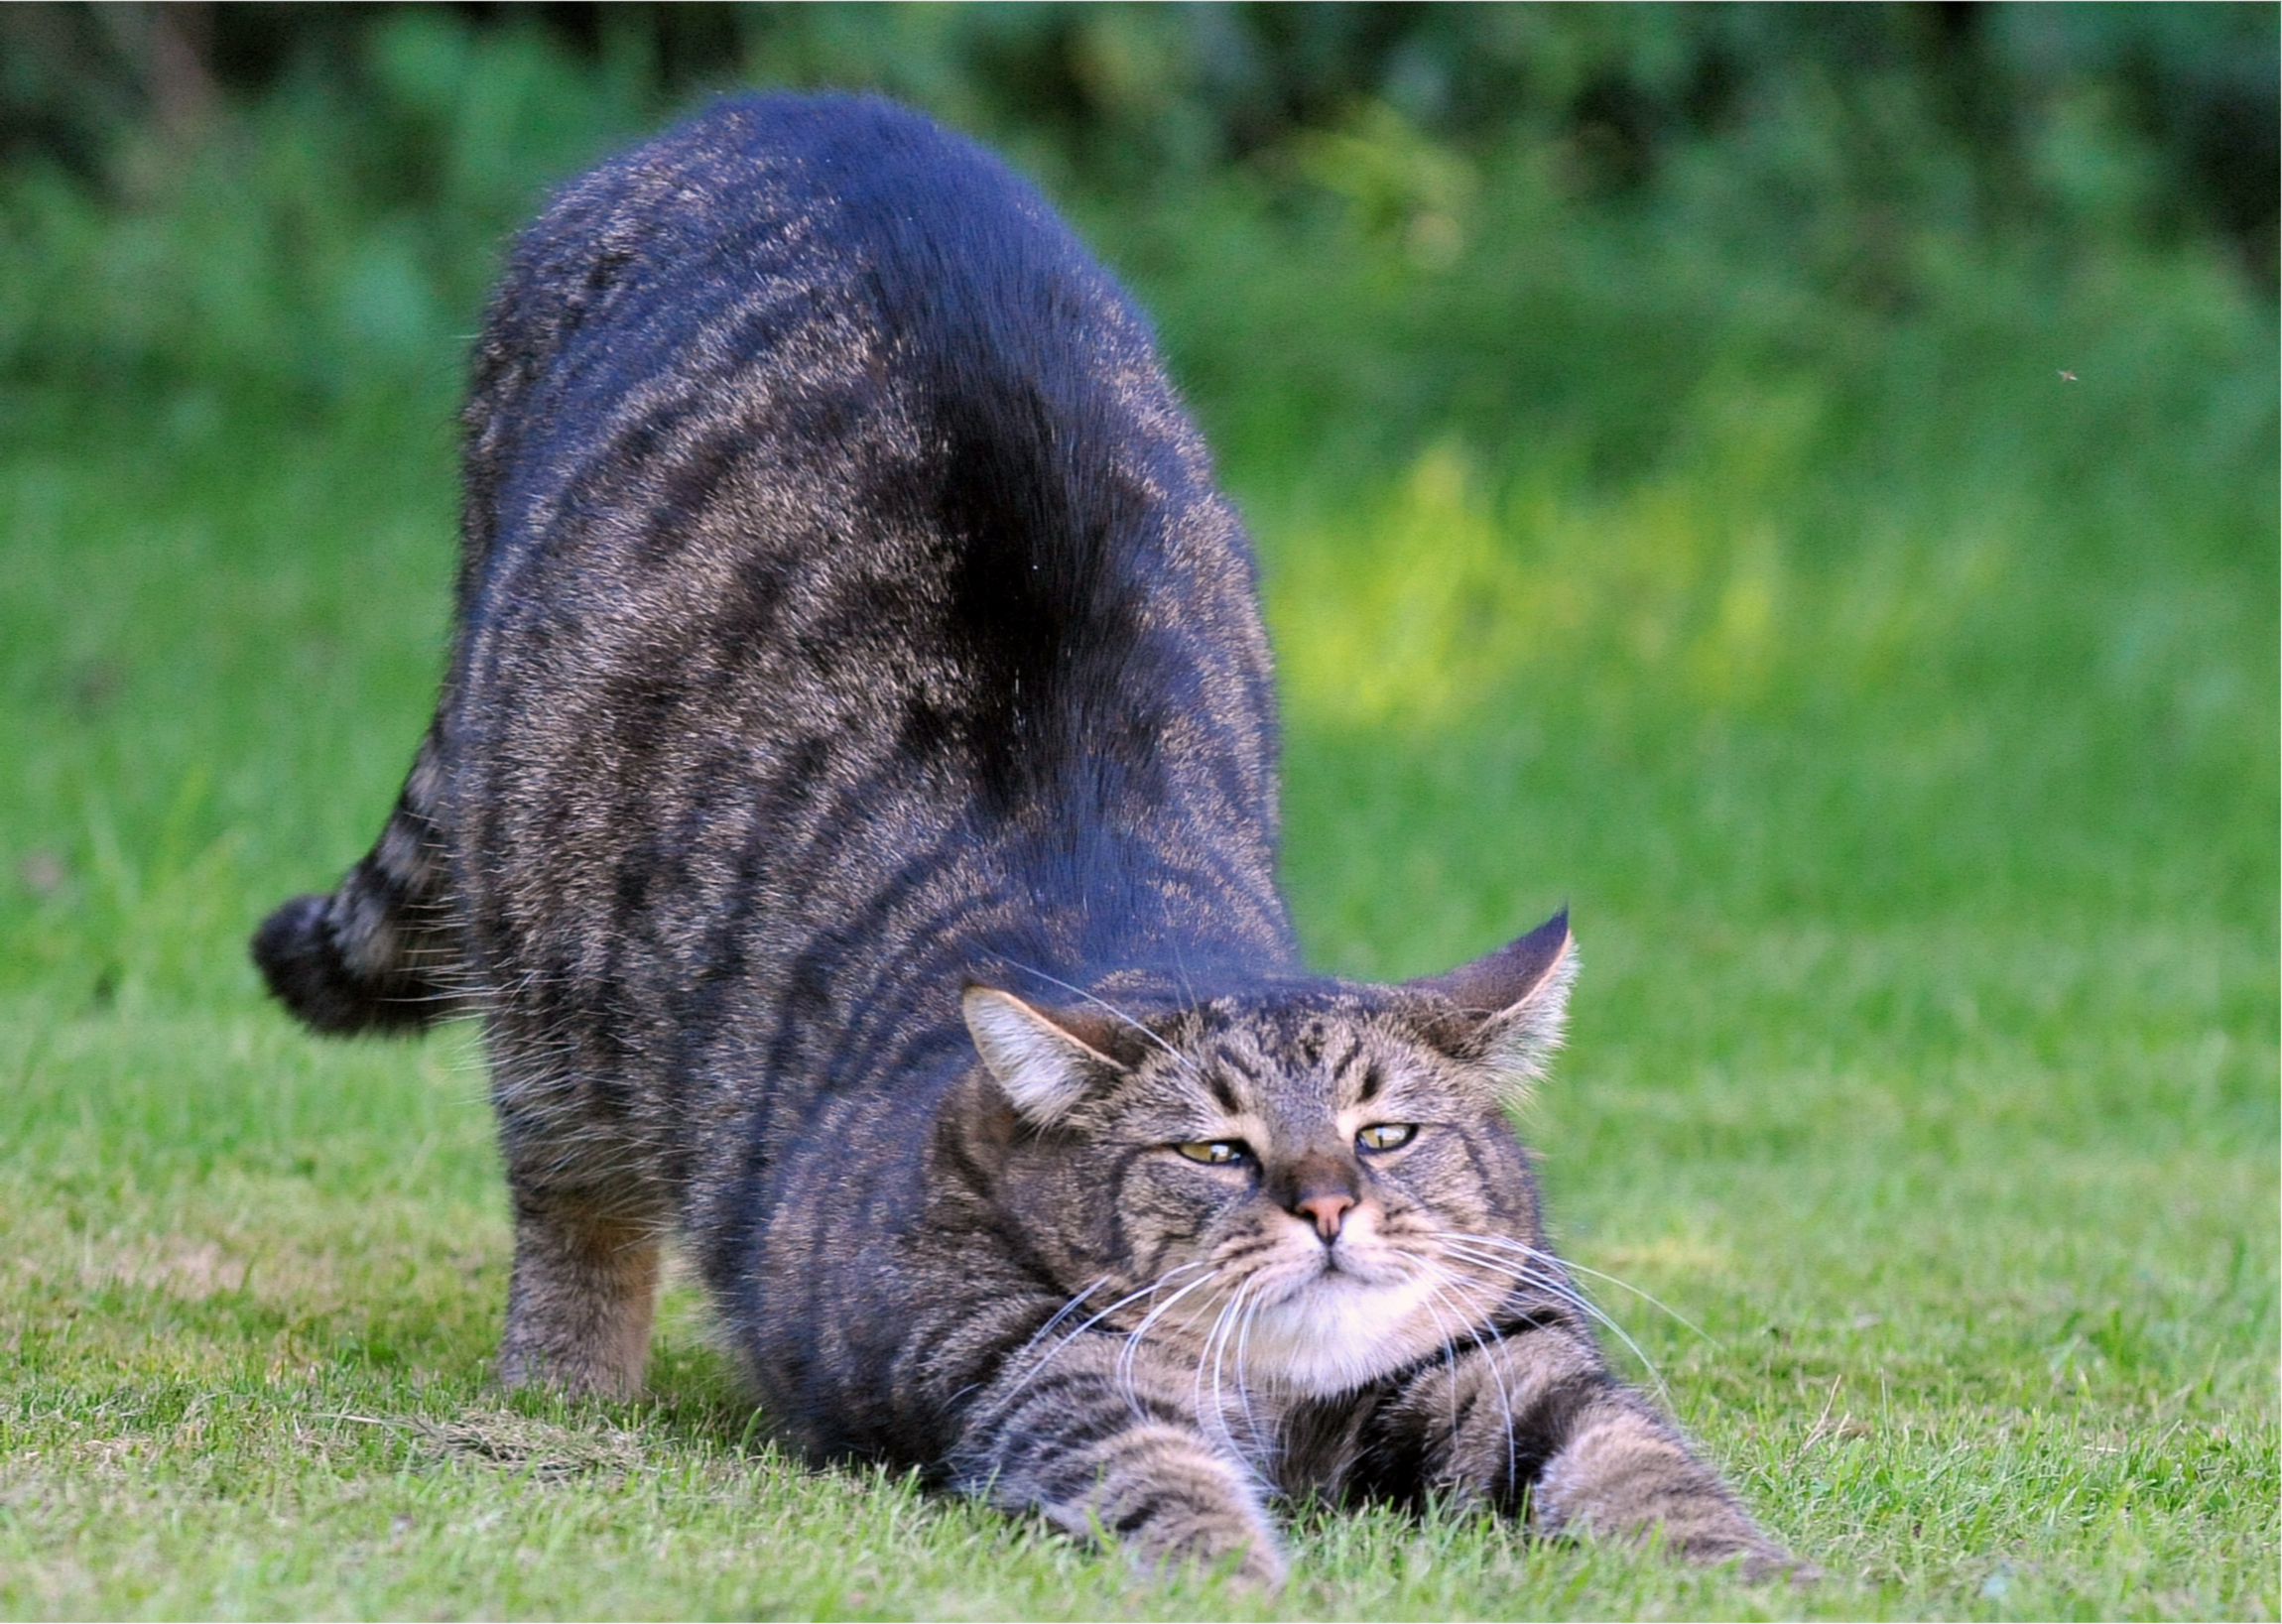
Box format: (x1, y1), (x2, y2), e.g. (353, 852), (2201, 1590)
(1236, 1271), (1457, 1397)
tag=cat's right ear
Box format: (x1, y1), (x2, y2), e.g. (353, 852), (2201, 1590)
(961, 987), (1125, 1127)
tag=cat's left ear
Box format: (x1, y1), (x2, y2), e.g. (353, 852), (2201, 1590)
(961, 986), (1126, 1127)
(1406, 909), (1577, 1098)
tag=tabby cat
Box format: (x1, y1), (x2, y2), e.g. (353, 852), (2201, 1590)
(254, 92), (1798, 1586)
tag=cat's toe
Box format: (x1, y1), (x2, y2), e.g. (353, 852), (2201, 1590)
(1733, 1544), (1820, 1584)
(1128, 1527), (1287, 1592)
(1230, 1541), (1290, 1591)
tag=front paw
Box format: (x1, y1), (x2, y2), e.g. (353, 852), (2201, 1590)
(1733, 1543), (1821, 1585)
(1111, 1493), (1288, 1591)
(1673, 1532), (1819, 1585)
(978, 1420), (1289, 1591)
(1533, 1435), (1815, 1584)
(1134, 1532), (1288, 1592)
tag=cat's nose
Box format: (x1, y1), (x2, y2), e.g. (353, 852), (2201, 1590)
(1295, 1191), (1355, 1241)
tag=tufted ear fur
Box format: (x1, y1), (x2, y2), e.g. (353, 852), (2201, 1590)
(1407, 909), (1577, 1098)
(961, 986), (1126, 1127)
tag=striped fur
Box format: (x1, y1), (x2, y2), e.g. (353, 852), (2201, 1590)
(250, 93), (1802, 1585)
(251, 725), (463, 1033)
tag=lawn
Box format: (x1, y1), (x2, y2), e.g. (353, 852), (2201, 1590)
(2, 97), (2276, 1622)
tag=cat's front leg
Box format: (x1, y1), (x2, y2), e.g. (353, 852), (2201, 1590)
(1365, 1312), (1801, 1578)
(951, 1331), (1287, 1587)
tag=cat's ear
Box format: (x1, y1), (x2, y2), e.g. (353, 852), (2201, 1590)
(961, 986), (1125, 1127)
(1407, 909), (1576, 1097)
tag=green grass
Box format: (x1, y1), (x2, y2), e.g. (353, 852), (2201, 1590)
(2, 162), (2276, 1619)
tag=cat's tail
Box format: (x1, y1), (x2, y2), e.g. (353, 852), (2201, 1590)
(251, 725), (465, 1035)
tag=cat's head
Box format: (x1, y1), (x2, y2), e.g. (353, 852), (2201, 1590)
(961, 911), (1575, 1398)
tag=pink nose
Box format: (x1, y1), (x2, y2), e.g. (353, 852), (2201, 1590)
(1297, 1192), (1355, 1241)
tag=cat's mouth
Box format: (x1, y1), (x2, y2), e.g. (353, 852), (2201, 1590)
(1313, 1240), (1405, 1285)
(1227, 1206), (1420, 1302)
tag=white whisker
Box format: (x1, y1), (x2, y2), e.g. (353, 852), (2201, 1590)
(1404, 1261), (1469, 1440)
(1195, 1277), (1265, 1481)
(1007, 1275), (1113, 1366)
(1439, 1230), (1715, 1343)
(1419, 1259), (1519, 1494)
(1435, 1238), (1671, 1401)
(1000, 1261), (1211, 1403)
(997, 956), (1201, 1077)
(1227, 1279), (1270, 1463)
(1115, 1272), (1220, 1413)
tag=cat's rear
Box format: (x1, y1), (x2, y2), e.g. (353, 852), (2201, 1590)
(254, 92), (1285, 1049)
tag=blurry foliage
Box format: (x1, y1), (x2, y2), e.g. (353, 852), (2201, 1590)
(0, 1), (2272, 417)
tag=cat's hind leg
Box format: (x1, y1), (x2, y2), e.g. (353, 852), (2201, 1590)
(487, 1036), (669, 1400)
(496, 1190), (663, 1400)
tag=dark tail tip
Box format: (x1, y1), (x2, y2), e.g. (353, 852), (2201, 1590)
(251, 892), (438, 1036)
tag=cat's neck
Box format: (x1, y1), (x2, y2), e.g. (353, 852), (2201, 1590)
(967, 814), (1304, 997)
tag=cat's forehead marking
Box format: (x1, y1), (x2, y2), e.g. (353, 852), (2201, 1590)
(1181, 1002), (1401, 1115)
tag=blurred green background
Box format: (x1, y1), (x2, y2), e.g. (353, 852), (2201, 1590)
(1, 6), (2274, 1618)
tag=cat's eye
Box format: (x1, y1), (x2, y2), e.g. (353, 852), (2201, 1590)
(1175, 1140), (1250, 1166)
(1356, 1123), (1417, 1153)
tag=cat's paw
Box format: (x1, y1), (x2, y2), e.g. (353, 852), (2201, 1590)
(1736, 1545), (1822, 1585)
(1126, 1524), (1288, 1592)
(1227, 1540), (1290, 1592)
(1095, 1465), (1287, 1590)
(1670, 1531), (1819, 1585)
